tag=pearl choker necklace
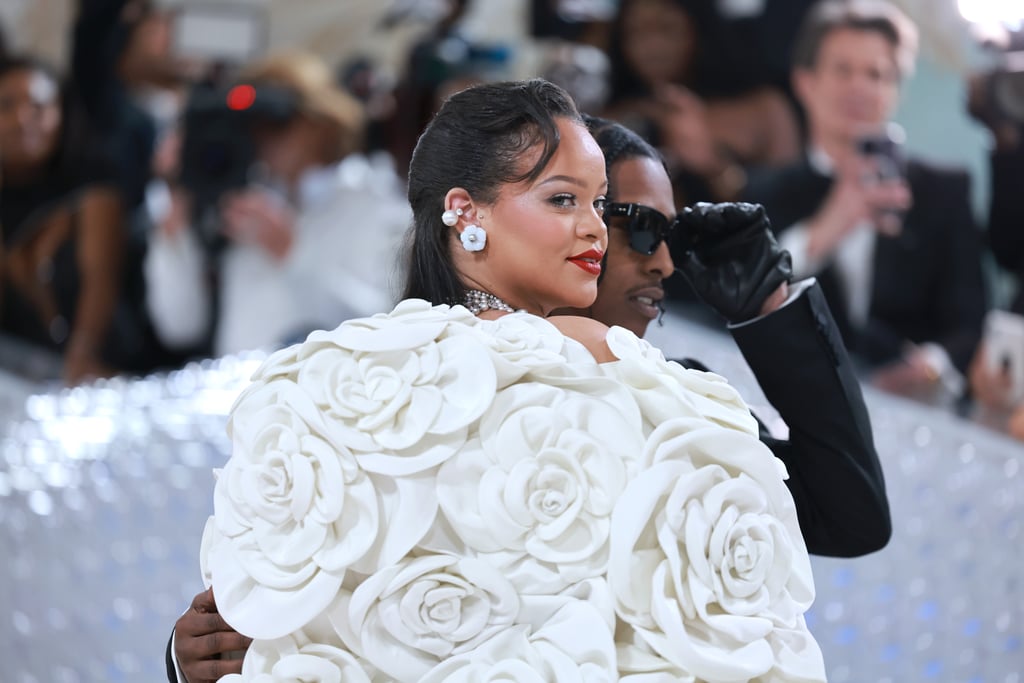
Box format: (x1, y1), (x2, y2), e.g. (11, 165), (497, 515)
(463, 289), (517, 315)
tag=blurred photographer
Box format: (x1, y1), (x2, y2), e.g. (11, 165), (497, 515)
(965, 26), (1024, 436)
(743, 0), (988, 404)
(969, 27), (1024, 313)
(144, 52), (410, 358)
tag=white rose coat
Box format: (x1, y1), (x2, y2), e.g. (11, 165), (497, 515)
(200, 301), (826, 681)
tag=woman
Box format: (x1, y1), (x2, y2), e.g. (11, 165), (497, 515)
(0, 56), (128, 384)
(187, 79), (824, 682)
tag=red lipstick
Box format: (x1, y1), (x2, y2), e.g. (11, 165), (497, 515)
(567, 248), (604, 276)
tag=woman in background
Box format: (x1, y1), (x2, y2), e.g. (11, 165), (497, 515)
(0, 55), (129, 384)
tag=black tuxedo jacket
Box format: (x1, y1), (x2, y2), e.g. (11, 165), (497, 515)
(743, 157), (987, 373)
(988, 148), (1024, 314)
(678, 282), (890, 558)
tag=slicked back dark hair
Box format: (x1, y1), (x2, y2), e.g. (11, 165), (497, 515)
(583, 114), (665, 201)
(402, 78), (583, 305)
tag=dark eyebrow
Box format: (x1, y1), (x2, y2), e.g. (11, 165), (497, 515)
(538, 174), (586, 188)
(538, 174), (609, 192)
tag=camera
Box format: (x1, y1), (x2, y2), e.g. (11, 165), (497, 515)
(177, 82), (298, 253)
(973, 27), (1024, 126)
(987, 49), (1024, 125)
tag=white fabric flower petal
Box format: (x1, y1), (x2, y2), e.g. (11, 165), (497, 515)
(303, 299), (476, 353)
(604, 326), (759, 436)
(349, 470), (438, 574)
(332, 555), (521, 681)
(294, 330), (496, 473)
(249, 343), (304, 382)
(608, 419), (823, 681)
(210, 535), (344, 640)
(475, 314), (589, 386)
(207, 378), (380, 639)
(437, 382), (643, 593)
(220, 632), (375, 683)
(616, 621), (697, 682)
(418, 600), (617, 683)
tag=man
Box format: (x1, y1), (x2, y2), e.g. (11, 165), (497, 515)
(966, 68), (1024, 435)
(743, 0), (987, 400)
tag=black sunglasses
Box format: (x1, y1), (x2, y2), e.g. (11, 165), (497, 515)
(603, 202), (679, 255)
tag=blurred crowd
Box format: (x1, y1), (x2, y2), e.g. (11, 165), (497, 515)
(1, 0), (1023, 438)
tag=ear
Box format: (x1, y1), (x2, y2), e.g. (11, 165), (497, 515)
(444, 187), (484, 234)
(791, 67), (814, 110)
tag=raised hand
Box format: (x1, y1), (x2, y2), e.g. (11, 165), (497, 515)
(674, 202), (792, 322)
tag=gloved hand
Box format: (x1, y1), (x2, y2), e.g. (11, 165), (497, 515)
(673, 202), (793, 323)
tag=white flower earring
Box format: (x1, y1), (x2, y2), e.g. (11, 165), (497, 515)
(460, 225), (487, 252)
(441, 208), (463, 227)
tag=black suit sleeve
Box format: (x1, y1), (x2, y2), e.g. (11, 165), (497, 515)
(988, 147), (1024, 313)
(166, 630), (178, 683)
(924, 169), (987, 372)
(729, 282), (891, 557)
(989, 148), (1024, 274)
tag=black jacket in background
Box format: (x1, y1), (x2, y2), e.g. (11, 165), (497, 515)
(987, 147), (1024, 314)
(743, 157), (988, 373)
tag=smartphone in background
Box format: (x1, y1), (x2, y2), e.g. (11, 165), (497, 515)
(171, 3), (267, 64)
(984, 309), (1024, 404)
(856, 121), (907, 234)
(856, 121), (907, 181)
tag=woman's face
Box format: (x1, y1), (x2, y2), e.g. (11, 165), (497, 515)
(621, 0), (696, 87)
(0, 67), (62, 171)
(465, 117), (609, 316)
(590, 155), (676, 337)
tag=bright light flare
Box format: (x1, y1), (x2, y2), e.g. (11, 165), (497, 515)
(958, 0), (1024, 28)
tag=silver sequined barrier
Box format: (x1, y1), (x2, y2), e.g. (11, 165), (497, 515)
(1, 313), (1021, 683)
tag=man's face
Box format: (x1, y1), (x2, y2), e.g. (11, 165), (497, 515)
(794, 27), (902, 145)
(590, 156), (675, 338)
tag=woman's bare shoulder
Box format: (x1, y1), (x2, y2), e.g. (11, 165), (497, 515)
(547, 315), (617, 363)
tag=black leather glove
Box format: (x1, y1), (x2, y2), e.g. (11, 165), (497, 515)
(673, 202), (793, 323)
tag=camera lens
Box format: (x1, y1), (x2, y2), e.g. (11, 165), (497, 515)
(992, 68), (1024, 124)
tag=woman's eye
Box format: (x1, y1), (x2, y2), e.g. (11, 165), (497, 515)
(594, 197), (607, 215)
(550, 193), (576, 208)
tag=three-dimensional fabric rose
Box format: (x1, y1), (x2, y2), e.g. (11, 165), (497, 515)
(207, 379), (379, 639)
(330, 555), (520, 680)
(437, 381), (644, 593)
(201, 301), (825, 681)
(609, 419), (824, 682)
(417, 600), (617, 682)
(218, 633), (374, 683)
